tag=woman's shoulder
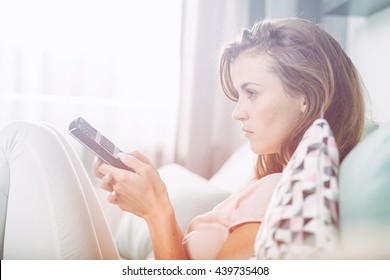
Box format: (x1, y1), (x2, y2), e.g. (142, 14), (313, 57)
(229, 172), (283, 229)
(231, 172), (282, 206)
(216, 173), (283, 211)
(239, 172), (282, 193)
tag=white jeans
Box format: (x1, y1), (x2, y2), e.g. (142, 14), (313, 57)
(0, 121), (119, 259)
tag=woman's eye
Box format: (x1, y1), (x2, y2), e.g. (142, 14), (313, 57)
(245, 89), (257, 99)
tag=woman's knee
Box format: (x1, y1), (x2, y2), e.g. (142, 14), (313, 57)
(0, 121), (63, 153)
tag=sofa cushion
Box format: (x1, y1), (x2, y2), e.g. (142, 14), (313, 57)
(210, 142), (256, 193)
(115, 164), (230, 259)
(253, 119), (340, 259)
(339, 122), (390, 258)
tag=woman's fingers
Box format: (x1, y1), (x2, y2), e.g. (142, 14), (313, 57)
(127, 150), (153, 167)
(99, 172), (114, 192)
(118, 153), (158, 180)
(92, 157), (104, 179)
(95, 150), (166, 216)
(95, 150), (153, 178)
(107, 190), (118, 204)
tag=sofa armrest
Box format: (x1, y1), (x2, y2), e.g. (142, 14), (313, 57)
(339, 122), (390, 258)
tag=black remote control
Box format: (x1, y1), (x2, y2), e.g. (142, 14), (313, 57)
(69, 117), (132, 171)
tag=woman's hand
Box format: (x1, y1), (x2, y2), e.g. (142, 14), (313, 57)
(93, 151), (170, 220)
(93, 152), (187, 259)
(92, 157), (114, 192)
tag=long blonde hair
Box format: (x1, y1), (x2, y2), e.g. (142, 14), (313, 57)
(220, 18), (365, 179)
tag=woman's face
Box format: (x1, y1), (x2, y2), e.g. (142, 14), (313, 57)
(230, 52), (306, 154)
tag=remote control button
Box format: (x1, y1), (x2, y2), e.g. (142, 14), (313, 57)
(100, 136), (115, 154)
(78, 119), (97, 139)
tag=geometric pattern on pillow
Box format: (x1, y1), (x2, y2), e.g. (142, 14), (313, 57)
(253, 119), (340, 259)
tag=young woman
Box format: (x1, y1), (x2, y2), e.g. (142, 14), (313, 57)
(0, 18), (365, 259)
(93, 18), (365, 259)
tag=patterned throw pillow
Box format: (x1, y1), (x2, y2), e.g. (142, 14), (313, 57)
(252, 119), (340, 259)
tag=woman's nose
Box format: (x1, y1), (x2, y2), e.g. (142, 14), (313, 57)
(232, 100), (248, 121)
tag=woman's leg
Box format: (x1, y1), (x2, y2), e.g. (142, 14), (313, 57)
(43, 122), (120, 259)
(0, 121), (119, 259)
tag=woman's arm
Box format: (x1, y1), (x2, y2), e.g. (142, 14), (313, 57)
(146, 205), (187, 259)
(216, 222), (260, 260)
(95, 151), (188, 259)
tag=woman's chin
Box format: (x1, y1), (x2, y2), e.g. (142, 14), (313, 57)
(249, 143), (261, 154)
(249, 142), (275, 155)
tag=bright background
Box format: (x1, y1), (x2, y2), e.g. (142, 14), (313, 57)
(0, 0), (182, 170)
(1, 0), (389, 179)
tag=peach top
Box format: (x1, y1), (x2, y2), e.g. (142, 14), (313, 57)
(182, 173), (282, 259)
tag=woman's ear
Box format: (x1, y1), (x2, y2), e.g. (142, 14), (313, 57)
(300, 97), (307, 113)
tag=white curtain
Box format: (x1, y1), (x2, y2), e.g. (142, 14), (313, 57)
(175, 0), (250, 178)
(0, 0), (182, 168)
(0, 0), (256, 179)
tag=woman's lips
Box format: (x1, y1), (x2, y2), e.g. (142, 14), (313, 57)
(242, 128), (254, 137)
